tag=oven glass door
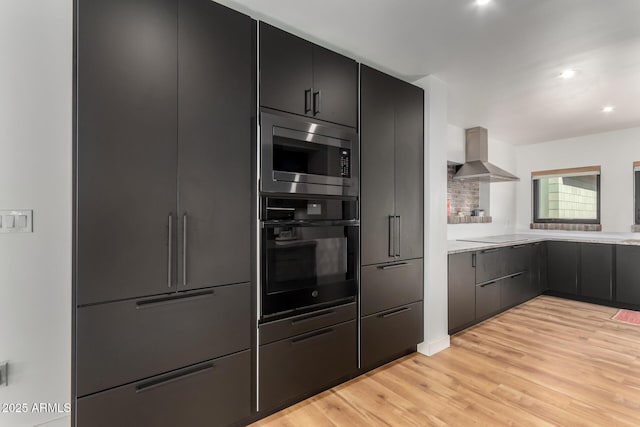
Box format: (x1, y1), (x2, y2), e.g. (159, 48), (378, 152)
(262, 223), (358, 318)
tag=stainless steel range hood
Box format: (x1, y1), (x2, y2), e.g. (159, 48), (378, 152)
(453, 127), (519, 182)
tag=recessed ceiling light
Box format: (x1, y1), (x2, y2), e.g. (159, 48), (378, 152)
(476, 0), (491, 5)
(559, 69), (576, 79)
(602, 106), (614, 113)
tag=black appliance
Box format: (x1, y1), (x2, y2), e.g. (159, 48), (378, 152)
(260, 109), (358, 197)
(260, 196), (358, 319)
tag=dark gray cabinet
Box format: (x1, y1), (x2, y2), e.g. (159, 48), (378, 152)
(360, 65), (424, 266)
(359, 65), (424, 369)
(177, 0), (253, 291)
(78, 0), (254, 304)
(361, 259), (423, 317)
(76, 1), (254, 425)
(476, 280), (502, 319)
(259, 320), (357, 412)
(448, 252), (476, 333)
(259, 22), (357, 128)
(501, 272), (531, 309)
(77, 351), (252, 427)
(616, 245), (640, 305)
(77, 283), (251, 397)
(580, 243), (612, 300)
(547, 241), (579, 294)
(77, 0), (179, 305)
(475, 247), (507, 284)
(361, 301), (424, 369)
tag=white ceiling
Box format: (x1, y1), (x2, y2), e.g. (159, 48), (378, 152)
(219, 0), (640, 145)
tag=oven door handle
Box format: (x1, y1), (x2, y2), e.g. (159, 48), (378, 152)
(261, 219), (360, 227)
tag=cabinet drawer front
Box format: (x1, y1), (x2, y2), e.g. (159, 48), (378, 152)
(476, 280), (502, 319)
(77, 350), (251, 427)
(361, 301), (423, 369)
(260, 302), (356, 345)
(361, 259), (423, 316)
(78, 282), (250, 396)
(507, 244), (533, 275)
(259, 320), (357, 412)
(500, 272), (530, 309)
(475, 248), (507, 283)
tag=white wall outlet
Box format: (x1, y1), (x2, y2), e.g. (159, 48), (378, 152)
(0, 361), (7, 387)
(0, 210), (33, 233)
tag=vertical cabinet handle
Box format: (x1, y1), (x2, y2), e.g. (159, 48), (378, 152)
(395, 215), (401, 257)
(388, 215), (395, 258)
(304, 88), (312, 114)
(182, 213), (188, 287)
(313, 90), (321, 115)
(167, 215), (173, 288)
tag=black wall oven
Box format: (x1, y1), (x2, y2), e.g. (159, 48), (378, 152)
(260, 196), (358, 319)
(260, 109), (358, 197)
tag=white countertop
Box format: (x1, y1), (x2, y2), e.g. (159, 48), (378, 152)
(448, 231), (640, 254)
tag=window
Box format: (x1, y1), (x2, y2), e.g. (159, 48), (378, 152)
(532, 166), (601, 224)
(635, 162), (640, 225)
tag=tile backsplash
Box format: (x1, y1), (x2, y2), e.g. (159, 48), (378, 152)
(447, 165), (479, 216)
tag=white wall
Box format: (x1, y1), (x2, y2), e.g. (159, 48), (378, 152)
(446, 124), (518, 240)
(0, 1), (72, 427)
(515, 126), (640, 233)
(415, 76), (450, 356)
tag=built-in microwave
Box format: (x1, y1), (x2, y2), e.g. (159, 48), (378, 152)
(260, 109), (358, 197)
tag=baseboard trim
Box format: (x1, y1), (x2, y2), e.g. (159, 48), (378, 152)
(417, 335), (450, 356)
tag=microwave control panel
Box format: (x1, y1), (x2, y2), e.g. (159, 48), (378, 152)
(340, 150), (350, 178)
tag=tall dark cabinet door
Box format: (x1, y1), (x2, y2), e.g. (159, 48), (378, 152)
(547, 241), (578, 295)
(77, 0), (178, 305)
(360, 66), (396, 266)
(312, 46), (358, 127)
(178, 0), (254, 290)
(260, 22), (312, 116)
(394, 80), (424, 260)
(580, 243), (612, 300)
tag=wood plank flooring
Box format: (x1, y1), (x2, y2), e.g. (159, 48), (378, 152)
(251, 296), (640, 426)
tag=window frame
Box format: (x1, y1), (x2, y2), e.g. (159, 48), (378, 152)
(532, 167), (601, 225)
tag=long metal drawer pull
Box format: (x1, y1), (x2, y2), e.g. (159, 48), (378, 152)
(388, 215), (395, 257)
(135, 363), (214, 393)
(511, 244), (527, 249)
(290, 328), (335, 345)
(182, 213), (188, 286)
(167, 215), (173, 288)
(395, 215), (401, 257)
(378, 262), (409, 270)
(290, 309), (336, 325)
(379, 307), (411, 319)
(481, 248), (499, 254)
(136, 290), (215, 310)
(479, 281), (497, 288)
(510, 272), (524, 279)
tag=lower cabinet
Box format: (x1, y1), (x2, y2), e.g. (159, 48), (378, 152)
(547, 241), (579, 294)
(580, 243), (612, 300)
(359, 258), (424, 370)
(476, 280), (502, 319)
(500, 271), (535, 309)
(616, 245), (640, 306)
(361, 301), (423, 369)
(259, 320), (357, 412)
(77, 350), (252, 427)
(448, 252), (476, 333)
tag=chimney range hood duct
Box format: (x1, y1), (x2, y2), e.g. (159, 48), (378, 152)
(453, 127), (519, 182)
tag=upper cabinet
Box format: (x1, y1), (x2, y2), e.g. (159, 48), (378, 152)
(360, 65), (424, 266)
(259, 22), (358, 128)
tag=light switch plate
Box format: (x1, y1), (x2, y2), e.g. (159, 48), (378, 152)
(0, 361), (7, 387)
(0, 210), (33, 233)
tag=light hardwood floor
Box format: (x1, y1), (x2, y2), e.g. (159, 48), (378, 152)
(251, 295), (640, 426)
